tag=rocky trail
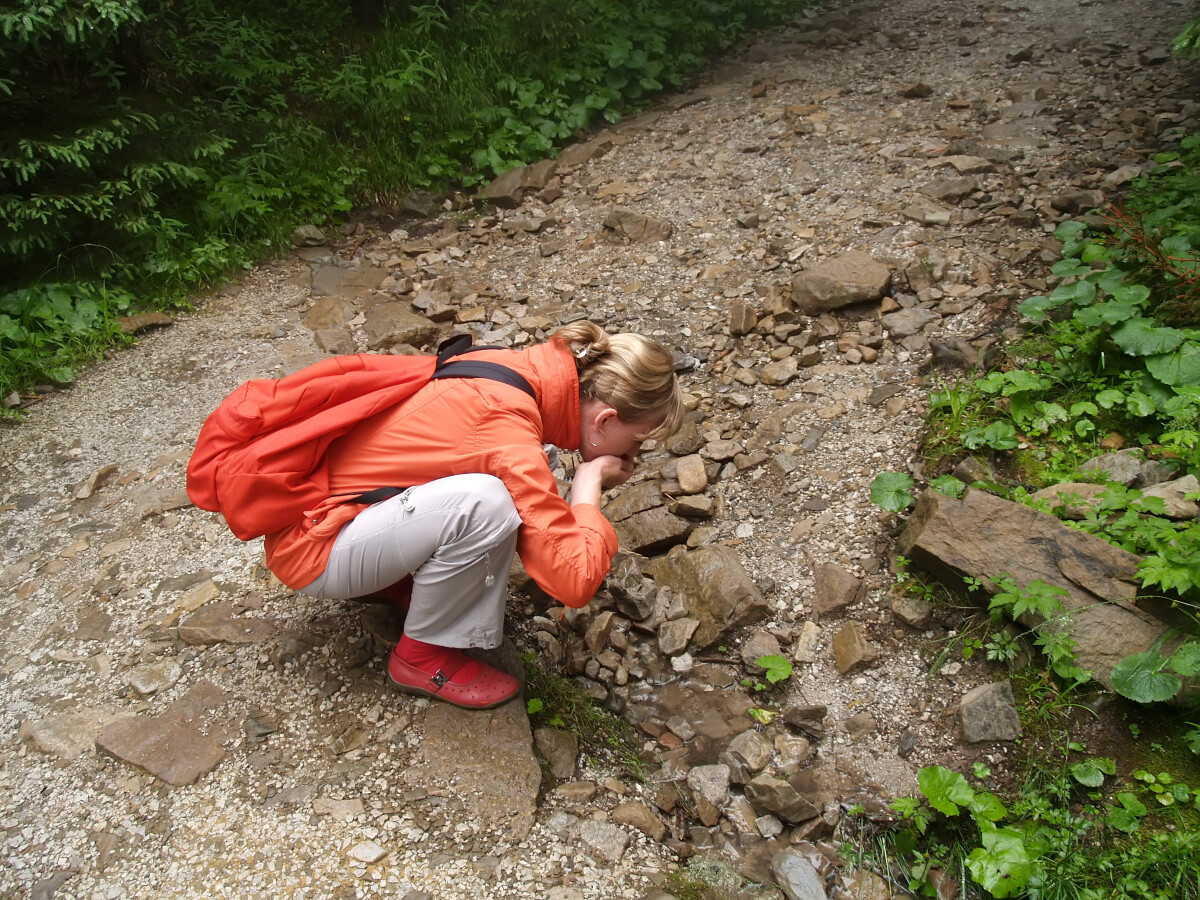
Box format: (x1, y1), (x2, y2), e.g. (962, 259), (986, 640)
(2, 0), (1197, 897)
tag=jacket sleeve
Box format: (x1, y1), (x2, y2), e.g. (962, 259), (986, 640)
(484, 438), (618, 609)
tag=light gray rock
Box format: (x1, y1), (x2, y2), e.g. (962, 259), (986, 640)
(741, 630), (783, 673)
(658, 617), (699, 655)
(1080, 449), (1142, 485)
(1141, 475), (1200, 519)
(725, 730), (773, 774)
(20, 707), (122, 758)
(676, 454), (709, 494)
(687, 764), (731, 808)
(960, 680), (1022, 742)
(577, 819), (631, 863)
(881, 307), (939, 338)
(127, 659), (183, 695)
(772, 849), (828, 900)
(290, 224), (326, 246)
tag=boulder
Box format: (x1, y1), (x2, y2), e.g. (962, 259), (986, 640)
(791, 252), (891, 315)
(602, 208), (674, 242)
(361, 304), (438, 350)
(960, 680), (1022, 743)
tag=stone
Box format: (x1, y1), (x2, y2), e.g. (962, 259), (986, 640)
(881, 308), (939, 338)
(725, 730), (773, 774)
(896, 488), (1188, 699)
(687, 764), (731, 808)
(422, 696), (541, 840)
(310, 263), (387, 298)
(745, 774), (820, 824)
(291, 224), (325, 246)
(607, 551), (658, 620)
(585, 610), (615, 654)
(348, 840), (388, 864)
(791, 252), (891, 315)
(772, 849), (827, 900)
(812, 563), (862, 617)
(313, 798), (364, 819)
(658, 618), (699, 655)
(741, 630), (783, 672)
(534, 727), (579, 780)
(730, 300), (758, 335)
(21, 707), (122, 757)
(1079, 449), (1142, 485)
(127, 659), (183, 695)
(923, 176), (979, 203)
(604, 481), (664, 521)
(577, 820), (631, 863)
(761, 356), (800, 386)
(960, 680), (1022, 743)
(647, 545), (772, 649)
(96, 709), (226, 786)
(178, 602), (275, 646)
(891, 593), (933, 629)
(1141, 475), (1200, 519)
(361, 304), (438, 350)
(612, 801), (668, 842)
(832, 622), (878, 673)
(555, 781), (598, 803)
(302, 295), (354, 331)
(676, 454), (709, 494)
(602, 207), (673, 242)
(1029, 482), (1110, 518)
(614, 507), (693, 556)
(792, 622), (821, 664)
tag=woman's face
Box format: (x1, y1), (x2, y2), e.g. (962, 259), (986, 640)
(578, 396), (663, 463)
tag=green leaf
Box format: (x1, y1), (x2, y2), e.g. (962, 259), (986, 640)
(918, 765), (974, 817)
(1070, 757), (1115, 787)
(1051, 259), (1091, 278)
(967, 790), (1008, 822)
(1095, 388), (1125, 409)
(1112, 318), (1187, 356)
(1018, 295), (1063, 321)
(756, 654), (793, 684)
(1075, 301), (1141, 327)
(981, 421), (1019, 450)
(526, 697), (543, 715)
(967, 822), (1033, 898)
(1113, 283), (1152, 305)
(1146, 341), (1200, 386)
(1168, 642), (1200, 677)
(931, 475), (965, 498)
(1048, 278), (1097, 307)
(1106, 792), (1148, 833)
(1110, 651), (1182, 703)
(870, 472), (915, 512)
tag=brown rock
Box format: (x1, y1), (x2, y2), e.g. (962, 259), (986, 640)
(647, 545), (771, 648)
(614, 507), (693, 556)
(612, 801), (668, 842)
(811, 563), (863, 617)
(361, 304), (438, 350)
(178, 602), (275, 646)
(676, 455), (709, 494)
(832, 622), (877, 673)
(602, 208), (673, 242)
(791, 252), (892, 315)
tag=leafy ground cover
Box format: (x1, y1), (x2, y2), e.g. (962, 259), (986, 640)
(0, 0), (813, 402)
(859, 36), (1200, 894)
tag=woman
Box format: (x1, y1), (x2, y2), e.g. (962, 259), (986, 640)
(263, 321), (684, 709)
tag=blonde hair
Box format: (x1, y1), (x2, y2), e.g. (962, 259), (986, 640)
(553, 321), (684, 441)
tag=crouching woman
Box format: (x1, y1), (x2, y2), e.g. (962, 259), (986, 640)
(263, 321), (683, 709)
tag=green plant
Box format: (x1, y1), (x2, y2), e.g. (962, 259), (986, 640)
(871, 471), (916, 512)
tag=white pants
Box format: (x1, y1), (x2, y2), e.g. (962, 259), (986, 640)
(300, 474), (522, 649)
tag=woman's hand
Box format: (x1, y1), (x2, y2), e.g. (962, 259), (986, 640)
(570, 454), (635, 508)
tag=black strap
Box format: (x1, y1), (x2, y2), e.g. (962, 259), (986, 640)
(336, 335), (534, 506)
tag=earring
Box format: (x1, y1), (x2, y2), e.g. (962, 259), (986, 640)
(589, 438), (599, 447)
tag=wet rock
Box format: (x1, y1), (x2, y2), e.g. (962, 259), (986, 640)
(745, 774), (820, 824)
(602, 208), (674, 242)
(812, 563), (863, 617)
(960, 680), (1022, 743)
(791, 252), (892, 315)
(832, 622), (878, 673)
(361, 304), (438, 350)
(658, 618), (699, 655)
(605, 482), (664, 521)
(647, 545), (771, 649)
(534, 727), (579, 779)
(607, 551), (658, 620)
(612, 801), (668, 842)
(614, 507), (693, 556)
(725, 730), (773, 774)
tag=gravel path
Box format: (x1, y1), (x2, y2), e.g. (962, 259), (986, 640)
(1, 0), (1196, 897)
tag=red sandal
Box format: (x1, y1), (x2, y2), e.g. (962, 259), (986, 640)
(387, 645), (520, 710)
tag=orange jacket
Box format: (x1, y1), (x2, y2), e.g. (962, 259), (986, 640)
(264, 340), (618, 607)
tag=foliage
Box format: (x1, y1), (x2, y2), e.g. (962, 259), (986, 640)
(1, 0), (814, 399)
(870, 471), (916, 512)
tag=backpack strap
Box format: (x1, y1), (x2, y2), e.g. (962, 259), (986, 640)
(429, 334), (536, 400)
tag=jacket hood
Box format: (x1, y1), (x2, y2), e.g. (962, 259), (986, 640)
(523, 340), (581, 450)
